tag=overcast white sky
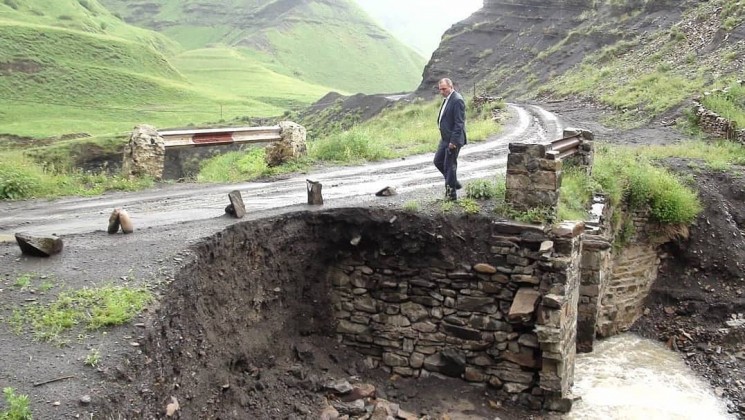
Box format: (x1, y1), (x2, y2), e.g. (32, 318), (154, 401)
(354, 0), (483, 57)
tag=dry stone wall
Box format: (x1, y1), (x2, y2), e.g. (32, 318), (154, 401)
(694, 101), (745, 144)
(332, 220), (584, 412)
(694, 82), (745, 144)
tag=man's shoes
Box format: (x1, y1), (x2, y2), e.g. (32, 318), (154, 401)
(445, 186), (457, 201)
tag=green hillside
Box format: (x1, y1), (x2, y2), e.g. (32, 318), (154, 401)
(0, 0), (341, 137)
(0, 0), (425, 138)
(99, 0), (426, 93)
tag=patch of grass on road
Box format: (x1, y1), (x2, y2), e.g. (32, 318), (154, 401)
(8, 285), (153, 345)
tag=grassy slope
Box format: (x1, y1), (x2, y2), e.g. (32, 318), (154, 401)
(536, 0), (745, 125)
(99, 0), (426, 94)
(0, 0), (425, 137)
(0, 0), (344, 137)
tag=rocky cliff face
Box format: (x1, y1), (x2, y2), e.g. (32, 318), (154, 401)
(417, 0), (728, 99)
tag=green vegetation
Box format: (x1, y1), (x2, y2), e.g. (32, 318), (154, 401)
(465, 176), (505, 200)
(9, 285), (153, 344)
(722, 0), (745, 30)
(12, 273), (32, 290)
(402, 201), (420, 212)
(700, 82), (745, 128)
(309, 100), (501, 163)
(549, 61), (704, 125)
(457, 198), (481, 214)
(557, 168), (597, 221)
(101, 0), (424, 93)
(558, 146), (704, 226)
(1, 387), (32, 420)
(0, 152), (153, 200)
(197, 99), (502, 182)
(0, 0), (424, 138)
(84, 348), (101, 367)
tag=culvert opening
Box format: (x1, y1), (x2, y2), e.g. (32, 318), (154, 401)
(100, 208), (581, 418)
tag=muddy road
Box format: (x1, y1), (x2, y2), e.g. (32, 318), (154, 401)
(0, 104), (563, 238)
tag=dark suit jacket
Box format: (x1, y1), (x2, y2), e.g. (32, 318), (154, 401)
(438, 91), (468, 146)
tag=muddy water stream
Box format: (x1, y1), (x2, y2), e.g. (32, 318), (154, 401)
(565, 334), (734, 419)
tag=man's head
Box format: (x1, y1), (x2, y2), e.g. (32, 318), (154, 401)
(438, 78), (454, 98)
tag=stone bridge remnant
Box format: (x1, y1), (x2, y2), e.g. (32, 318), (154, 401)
(121, 123), (677, 416)
(122, 122), (307, 180)
(505, 128), (594, 215)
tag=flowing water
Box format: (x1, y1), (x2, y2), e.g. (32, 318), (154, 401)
(565, 334), (734, 420)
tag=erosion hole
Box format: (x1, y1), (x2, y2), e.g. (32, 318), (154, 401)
(118, 208), (579, 418)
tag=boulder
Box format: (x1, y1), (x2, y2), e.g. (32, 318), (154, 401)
(15, 232), (63, 257)
(122, 125), (165, 180)
(265, 121), (307, 167)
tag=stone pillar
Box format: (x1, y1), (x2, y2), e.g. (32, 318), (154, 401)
(505, 143), (562, 212)
(536, 221), (584, 412)
(576, 234), (611, 353)
(122, 125), (165, 180)
(265, 121), (307, 167)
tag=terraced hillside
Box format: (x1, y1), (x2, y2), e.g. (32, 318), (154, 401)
(0, 0), (424, 137)
(99, 0), (426, 94)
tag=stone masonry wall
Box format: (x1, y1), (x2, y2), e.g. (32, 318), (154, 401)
(332, 220), (584, 412)
(505, 130), (593, 215)
(596, 208), (661, 338)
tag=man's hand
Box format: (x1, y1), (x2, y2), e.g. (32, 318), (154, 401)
(448, 143), (456, 150)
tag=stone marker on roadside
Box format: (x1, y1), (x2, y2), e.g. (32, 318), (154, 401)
(107, 209), (121, 234)
(15, 232), (64, 257)
(107, 208), (134, 234)
(307, 179), (323, 205)
(375, 186), (397, 197)
(119, 209), (134, 233)
(224, 190), (246, 218)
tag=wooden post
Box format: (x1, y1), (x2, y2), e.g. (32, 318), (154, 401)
(306, 179), (323, 205)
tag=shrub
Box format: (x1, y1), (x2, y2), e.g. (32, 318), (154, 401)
(3, 0), (19, 10)
(310, 130), (392, 163)
(465, 175), (505, 200)
(0, 159), (43, 200)
(1, 387), (32, 420)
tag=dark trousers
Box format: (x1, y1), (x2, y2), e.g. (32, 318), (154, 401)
(433, 140), (460, 192)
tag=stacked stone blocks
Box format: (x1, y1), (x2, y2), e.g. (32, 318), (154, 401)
(505, 129), (593, 215)
(332, 220), (584, 412)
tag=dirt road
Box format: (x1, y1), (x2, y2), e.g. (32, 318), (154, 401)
(0, 104), (563, 238)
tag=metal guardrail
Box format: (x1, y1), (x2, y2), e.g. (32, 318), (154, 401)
(550, 132), (582, 159)
(159, 126), (282, 148)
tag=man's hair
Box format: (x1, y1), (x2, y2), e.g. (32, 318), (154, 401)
(438, 78), (453, 88)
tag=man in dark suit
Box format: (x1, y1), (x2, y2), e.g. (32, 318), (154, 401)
(433, 77), (467, 201)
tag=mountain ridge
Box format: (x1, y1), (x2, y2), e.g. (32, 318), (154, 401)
(418, 0), (744, 124)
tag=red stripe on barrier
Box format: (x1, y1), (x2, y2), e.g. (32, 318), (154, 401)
(193, 132), (234, 145)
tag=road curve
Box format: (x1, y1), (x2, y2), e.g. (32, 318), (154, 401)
(0, 104), (566, 237)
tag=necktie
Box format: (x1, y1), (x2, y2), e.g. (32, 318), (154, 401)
(438, 97), (448, 127)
